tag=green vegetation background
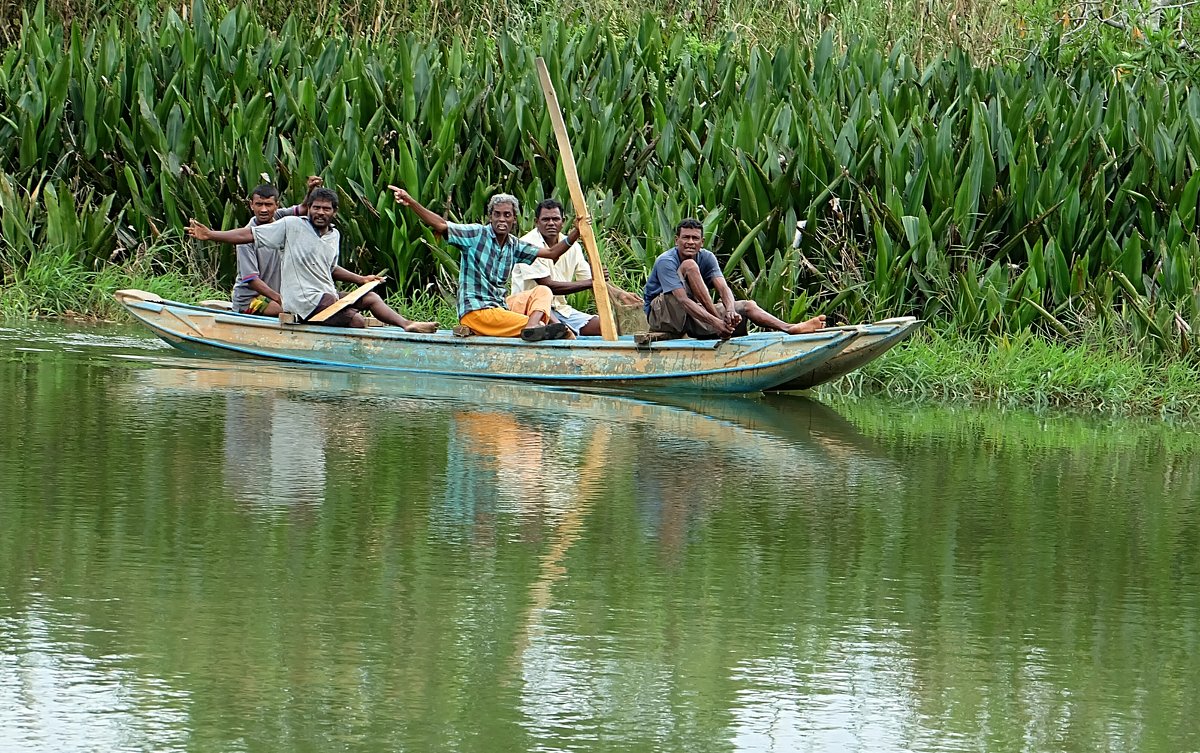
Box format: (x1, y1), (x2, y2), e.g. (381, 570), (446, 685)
(1, 0), (1199, 413)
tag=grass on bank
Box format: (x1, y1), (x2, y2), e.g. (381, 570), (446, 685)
(4, 258), (1198, 418)
(828, 326), (1200, 418)
(0, 241), (224, 320)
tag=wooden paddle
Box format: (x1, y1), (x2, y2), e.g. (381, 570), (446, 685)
(535, 57), (618, 341)
(308, 279), (383, 323)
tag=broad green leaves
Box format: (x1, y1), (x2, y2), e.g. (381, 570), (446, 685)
(1, 11), (1198, 350)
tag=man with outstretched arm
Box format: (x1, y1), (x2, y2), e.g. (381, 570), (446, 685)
(512, 198), (642, 337)
(389, 186), (582, 342)
(233, 176), (323, 317)
(644, 218), (826, 339)
(188, 187), (438, 331)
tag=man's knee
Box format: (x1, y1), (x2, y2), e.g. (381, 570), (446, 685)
(527, 285), (554, 315)
(735, 299), (760, 314)
(678, 259), (700, 276)
(579, 317), (602, 336)
(359, 292), (382, 307)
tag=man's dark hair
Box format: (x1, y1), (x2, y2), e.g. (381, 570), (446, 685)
(676, 218), (704, 235)
(535, 199), (565, 219)
(308, 187), (339, 210)
(250, 184), (280, 201)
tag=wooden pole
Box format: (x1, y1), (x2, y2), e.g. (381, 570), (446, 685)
(535, 57), (618, 341)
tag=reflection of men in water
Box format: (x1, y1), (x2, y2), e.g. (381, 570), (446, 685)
(643, 218), (826, 339)
(223, 393), (328, 507)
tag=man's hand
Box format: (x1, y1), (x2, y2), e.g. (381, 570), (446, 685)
(361, 274), (387, 283)
(567, 216), (588, 242)
(723, 309), (742, 330)
(187, 219), (212, 241)
(713, 315), (735, 338)
(611, 286), (642, 306)
(388, 185), (413, 206)
(300, 176), (325, 210)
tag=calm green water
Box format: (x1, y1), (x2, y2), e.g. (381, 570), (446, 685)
(1, 322), (1198, 753)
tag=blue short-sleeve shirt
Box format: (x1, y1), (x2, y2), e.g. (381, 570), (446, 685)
(643, 248), (723, 314)
(446, 222), (541, 317)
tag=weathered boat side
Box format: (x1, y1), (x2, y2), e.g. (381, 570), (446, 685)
(769, 317), (923, 391)
(115, 291), (862, 394)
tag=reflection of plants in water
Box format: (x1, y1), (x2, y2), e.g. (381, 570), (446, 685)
(5, 339), (1200, 752)
(833, 394), (1200, 460)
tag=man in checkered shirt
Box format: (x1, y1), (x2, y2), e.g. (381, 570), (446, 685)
(390, 187), (582, 342)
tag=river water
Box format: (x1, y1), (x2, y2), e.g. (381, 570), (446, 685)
(1, 322), (1197, 753)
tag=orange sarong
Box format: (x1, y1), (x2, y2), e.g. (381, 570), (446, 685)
(459, 286), (554, 337)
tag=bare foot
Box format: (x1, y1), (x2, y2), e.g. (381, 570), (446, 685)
(404, 321), (439, 333)
(785, 315), (826, 335)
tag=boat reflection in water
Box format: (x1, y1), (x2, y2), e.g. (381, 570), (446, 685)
(131, 358), (892, 518)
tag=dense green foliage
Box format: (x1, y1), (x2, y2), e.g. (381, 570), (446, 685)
(1, 3), (1199, 363)
(0, 0), (1102, 59)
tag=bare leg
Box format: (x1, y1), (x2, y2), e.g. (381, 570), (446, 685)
(578, 316), (602, 336)
(526, 311), (547, 328)
(734, 300), (826, 334)
(355, 292), (438, 333)
(678, 259), (721, 318)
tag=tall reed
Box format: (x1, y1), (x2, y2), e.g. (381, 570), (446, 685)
(1, 6), (1198, 356)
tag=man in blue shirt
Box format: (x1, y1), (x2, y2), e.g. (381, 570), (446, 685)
(644, 218), (826, 339)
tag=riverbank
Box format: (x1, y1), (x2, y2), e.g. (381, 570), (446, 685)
(4, 273), (1196, 419)
(826, 327), (1200, 419)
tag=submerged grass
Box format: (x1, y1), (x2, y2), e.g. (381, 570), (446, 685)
(830, 392), (1200, 456)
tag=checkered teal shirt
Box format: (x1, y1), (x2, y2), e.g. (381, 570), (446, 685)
(446, 222), (540, 318)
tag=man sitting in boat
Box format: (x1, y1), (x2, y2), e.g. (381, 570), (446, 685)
(512, 198), (642, 337)
(389, 187), (582, 342)
(187, 188), (438, 332)
(232, 176), (323, 317)
(644, 218), (826, 339)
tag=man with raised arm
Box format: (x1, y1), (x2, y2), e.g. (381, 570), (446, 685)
(644, 218), (826, 339)
(232, 176), (323, 317)
(188, 187), (438, 331)
(389, 186), (582, 342)
(511, 198), (642, 337)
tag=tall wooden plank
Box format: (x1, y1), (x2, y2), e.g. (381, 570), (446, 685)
(535, 57), (618, 341)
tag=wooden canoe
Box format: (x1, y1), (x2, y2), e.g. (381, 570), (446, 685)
(769, 317), (923, 391)
(114, 290), (864, 394)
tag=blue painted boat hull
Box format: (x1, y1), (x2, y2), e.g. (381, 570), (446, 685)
(769, 317), (923, 391)
(115, 290), (864, 394)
